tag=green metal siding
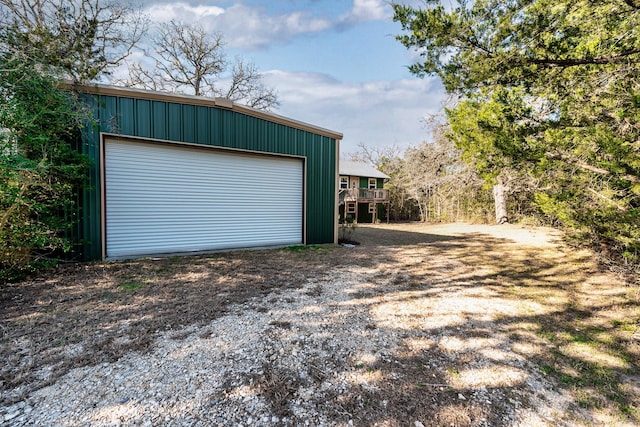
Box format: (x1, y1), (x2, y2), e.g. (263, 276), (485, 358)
(152, 102), (167, 140)
(168, 103), (182, 141)
(183, 104), (196, 143)
(78, 93), (337, 260)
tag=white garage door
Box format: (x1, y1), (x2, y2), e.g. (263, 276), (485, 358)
(104, 138), (304, 258)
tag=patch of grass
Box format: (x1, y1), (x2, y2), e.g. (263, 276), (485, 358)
(536, 325), (637, 419)
(539, 364), (555, 375)
(559, 371), (581, 386)
(536, 329), (556, 342)
(575, 390), (604, 409)
(118, 280), (143, 291)
(611, 319), (638, 333)
(620, 403), (639, 417)
(100, 292), (116, 301)
(284, 245), (322, 252)
(446, 366), (460, 379)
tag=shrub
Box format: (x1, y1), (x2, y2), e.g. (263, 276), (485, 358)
(0, 58), (90, 282)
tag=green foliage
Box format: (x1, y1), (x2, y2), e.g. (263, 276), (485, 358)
(0, 0), (141, 281)
(394, 0), (640, 95)
(394, 0), (640, 264)
(0, 56), (90, 281)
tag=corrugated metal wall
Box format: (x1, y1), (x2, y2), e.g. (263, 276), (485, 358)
(77, 92), (338, 260)
(104, 138), (304, 257)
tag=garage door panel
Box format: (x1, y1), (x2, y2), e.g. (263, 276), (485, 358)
(104, 139), (303, 258)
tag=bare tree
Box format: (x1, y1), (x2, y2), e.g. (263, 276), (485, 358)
(0, 0), (147, 82)
(352, 135), (492, 223)
(222, 58), (278, 110)
(350, 142), (404, 165)
(120, 20), (279, 111)
(351, 143), (420, 221)
(125, 21), (224, 96)
(403, 122), (489, 223)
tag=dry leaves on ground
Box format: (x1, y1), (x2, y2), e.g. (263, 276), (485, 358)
(1, 222), (638, 426)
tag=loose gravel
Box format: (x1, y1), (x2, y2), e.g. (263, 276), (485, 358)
(2, 223), (638, 426)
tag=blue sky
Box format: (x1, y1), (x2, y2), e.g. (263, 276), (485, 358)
(126, 0), (446, 155)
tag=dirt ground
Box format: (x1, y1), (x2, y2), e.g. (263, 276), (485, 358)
(1, 222), (639, 425)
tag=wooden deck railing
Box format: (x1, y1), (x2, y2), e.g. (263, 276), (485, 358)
(339, 188), (389, 202)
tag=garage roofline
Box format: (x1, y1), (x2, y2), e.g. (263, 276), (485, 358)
(65, 82), (344, 141)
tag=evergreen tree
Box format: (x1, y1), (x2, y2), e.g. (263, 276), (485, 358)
(394, 0), (640, 261)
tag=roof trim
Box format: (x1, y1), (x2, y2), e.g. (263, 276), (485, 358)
(65, 82), (344, 141)
(339, 160), (390, 179)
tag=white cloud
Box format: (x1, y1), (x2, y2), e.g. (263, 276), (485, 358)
(209, 5), (332, 49)
(140, 1), (393, 50)
(262, 70), (446, 154)
(140, 2), (334, 49)
(340, 0), (390, 24)
(145, 2), (224, 23)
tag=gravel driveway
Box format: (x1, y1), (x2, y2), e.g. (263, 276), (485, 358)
(1, 223), (638, 426)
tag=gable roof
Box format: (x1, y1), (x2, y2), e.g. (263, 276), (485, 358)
(65, 82), (343, 141)
(339, 160), (390, 179)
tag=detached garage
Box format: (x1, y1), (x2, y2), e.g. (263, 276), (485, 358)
(72, 84), (342, 260)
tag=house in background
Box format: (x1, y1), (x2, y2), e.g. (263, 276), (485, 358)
(338, 160), (390, 223)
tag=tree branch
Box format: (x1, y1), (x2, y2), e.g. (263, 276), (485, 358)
(531, 49), (640, 68)
(622, 0), (640, 10)
(546, 152), (639, 183)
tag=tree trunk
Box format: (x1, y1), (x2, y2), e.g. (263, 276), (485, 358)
(493, 183), (508, 224)
(417, 201), (425, 222)
(425, 187), (430, 221)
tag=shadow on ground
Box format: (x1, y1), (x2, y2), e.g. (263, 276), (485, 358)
(1, 222), (638, 425)
(329, 224), (640, 425)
